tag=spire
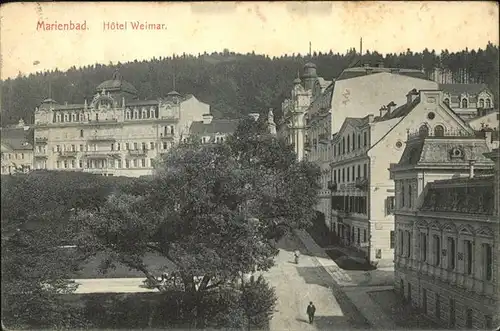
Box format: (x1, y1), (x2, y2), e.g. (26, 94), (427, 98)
(360, 37), (363, 56)
(309, 41), (312, 58)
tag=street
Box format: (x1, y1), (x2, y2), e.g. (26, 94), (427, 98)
(265, 235), (370, 330)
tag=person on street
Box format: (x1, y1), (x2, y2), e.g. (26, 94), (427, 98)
(306, 301), (316, 323)
(294, 250), (300, 264)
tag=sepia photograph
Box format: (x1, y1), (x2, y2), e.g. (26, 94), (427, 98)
(1, 1), (499, 330)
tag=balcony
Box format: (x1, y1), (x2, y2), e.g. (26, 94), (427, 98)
(83, 150), (114, 158)
(87, 134), (116, 142)
(58, 151), (78, 158)
(355, 177), (368, 190)
(34, 152), (48, 158)
(328, 181), (338, 191)
(129, 149), (148, 156)
(35, 137), (48, 144)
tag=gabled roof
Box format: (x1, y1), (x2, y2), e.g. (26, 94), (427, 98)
(189, 119), (240, 135)
(0, 127), (34, 150)
(332, 116), (371, 142)
(439, 83), (490, 96)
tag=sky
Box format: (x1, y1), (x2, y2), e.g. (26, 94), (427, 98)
(0, 1), (498, 80)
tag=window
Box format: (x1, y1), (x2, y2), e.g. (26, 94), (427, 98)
(125, 160), (130, 168)
(133, 142), (138, 150)
(399, 230), (404, 256)
(21, 153), (24, 159)
(390, 231), (395, 249)
(465, 240), (473, 275)
(357, 228), (360, 244)
(342, 137), (345, 154)
(485, 315), (492, 329)
(134, 110), (139, 119)
(150, 158), (154, 168)
(357, 165), (361, 178)
(56, 161), (60, 169)
(433, 235), (441, 266)
(447, 237), (456, 270)
(150, 109), (155, 118)
(386, 197), (395, 215)
(109, 159), (115, 168)
(117, 159), (122, 168)
(479, 99), (484, 108)
(363, 132), (367, 146)
(95, 113), (99, 121)
(163, 142), (168, 149)
(421, 233), (427, 262)
(150, 142), (155, 150)
(363, 164), (367, 178)
(79, 160), (83, 168)
(111, 143), (115, 151)
(418, 125), (429, 137)
(342, 168), (345, 182)
(351, 166), (355, 181)
(347, 135), (350, 152)
(133, 159), (138, 167)
(125, 143), (130, 150)
(117, 143), (121, 151)
(408, 184), (412, 208)
(364, 229), (367, 243)
(434, 125), (444, 137)
(71, 144), (76, 152)
(126, 111), (131, 119)
(352, 133), (355, 150)
(347, 168), (350, 182)
(142, 110), (147, 119)
(406, 231), (411, 257)
(141, 159), (146, 167)
(357, 134), (361, 149)
(71, 160), (75, 168)
(462, 98), (468, 108)
(401, 184), (406, 207)
(485, 99), (491, 108)
(466, 309), (473, 328)
(483, 243), (492, 281)
(80, 129), (84, 137)
(63, 114), (68, 122)
(142, 142), (146, 150)
(333, 169), (337, 182)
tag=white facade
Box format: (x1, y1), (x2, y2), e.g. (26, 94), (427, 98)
(33, 74), (209, 177)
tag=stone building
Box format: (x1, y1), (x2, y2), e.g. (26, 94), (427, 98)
(389, 130), (498, 328)
(439, 83), (495, 120)
(329, 89), (487, 266)
(1, 119), (34, 175)
(280, 63), (439, 234)
(33, 70), (210, 177)
(467, 109), (499, 131)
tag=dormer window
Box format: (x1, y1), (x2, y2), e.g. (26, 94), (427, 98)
(450, 147), (464, 159)
(150, 109), (155, 118)
(142, 109), (147, 119)
(444, 98), (450, 106)
(461, 98), (468, 108)
(485, 99), (491, 108)
(133, 110), (139, 119)
(479, 99), (485, 108)
(126, 110), (131, 120)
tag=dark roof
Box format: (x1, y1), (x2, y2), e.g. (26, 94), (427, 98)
(376, 97), (421, 121)
(336, 67), (429, 81)
(189, 119), (240, 135)
(1, 127), (34, 150)
(53, 104), (85, 110)
(397, 137), (493, 166)
(96, 79), (137, 95)
(421, 176), (495, 215)
(439, 83), (490, 96)
(126, 100), (160, 106)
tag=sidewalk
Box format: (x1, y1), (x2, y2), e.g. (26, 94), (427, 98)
(294, 229), (397, 330)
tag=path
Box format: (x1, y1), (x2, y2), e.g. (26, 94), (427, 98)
(264, 235), (370, 331)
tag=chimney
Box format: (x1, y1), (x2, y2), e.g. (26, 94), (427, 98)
(379, 106), (388, 118)
(367, 114), (375, 123)
(202, 113), (213, 124)
(469, 160), (476, 178)
(386, 101), (397, 115)
(406, 89), (419, 104)
(248, 113), (260, 121)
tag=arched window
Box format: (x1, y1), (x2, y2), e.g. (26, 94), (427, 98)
(71, 113), (76, 122)
(126, 111), (131, 120)
(170, 126), (174, 135)
(419, 125), (429, 137)
(479, 99), (485, 108)
(133, 110), (139, 119)
(79, 113), (84, 122)
(434, 125), (444, 137)
(486, 99), (491, 108)
(461, 99), (468, 108)
(63, 114), (68, 122)
(444, 98), (450, 106)
(142, 109), (147, 119)
(347, 135), (350, 152)
(150, 109), (155, 118)
(56, 114), (61, 122)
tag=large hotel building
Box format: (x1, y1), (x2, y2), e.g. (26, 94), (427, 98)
(31, 70), (210, 177)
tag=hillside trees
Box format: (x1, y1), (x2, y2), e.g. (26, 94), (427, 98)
(75, 120), (321, 328)
(2, 44), (498, 127)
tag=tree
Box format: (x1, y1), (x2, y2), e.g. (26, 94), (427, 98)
(240, 275), (277, 330)
(75, 122), (320, 328)
(1, 171), (125, 329)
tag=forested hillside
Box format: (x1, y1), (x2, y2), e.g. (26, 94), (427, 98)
(1, 43), (498, 127)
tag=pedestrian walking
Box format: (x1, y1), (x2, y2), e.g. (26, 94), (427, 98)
(306, 301), (316, 323)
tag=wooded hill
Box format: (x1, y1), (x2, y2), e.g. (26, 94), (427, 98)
(1, 43), (498, 127)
